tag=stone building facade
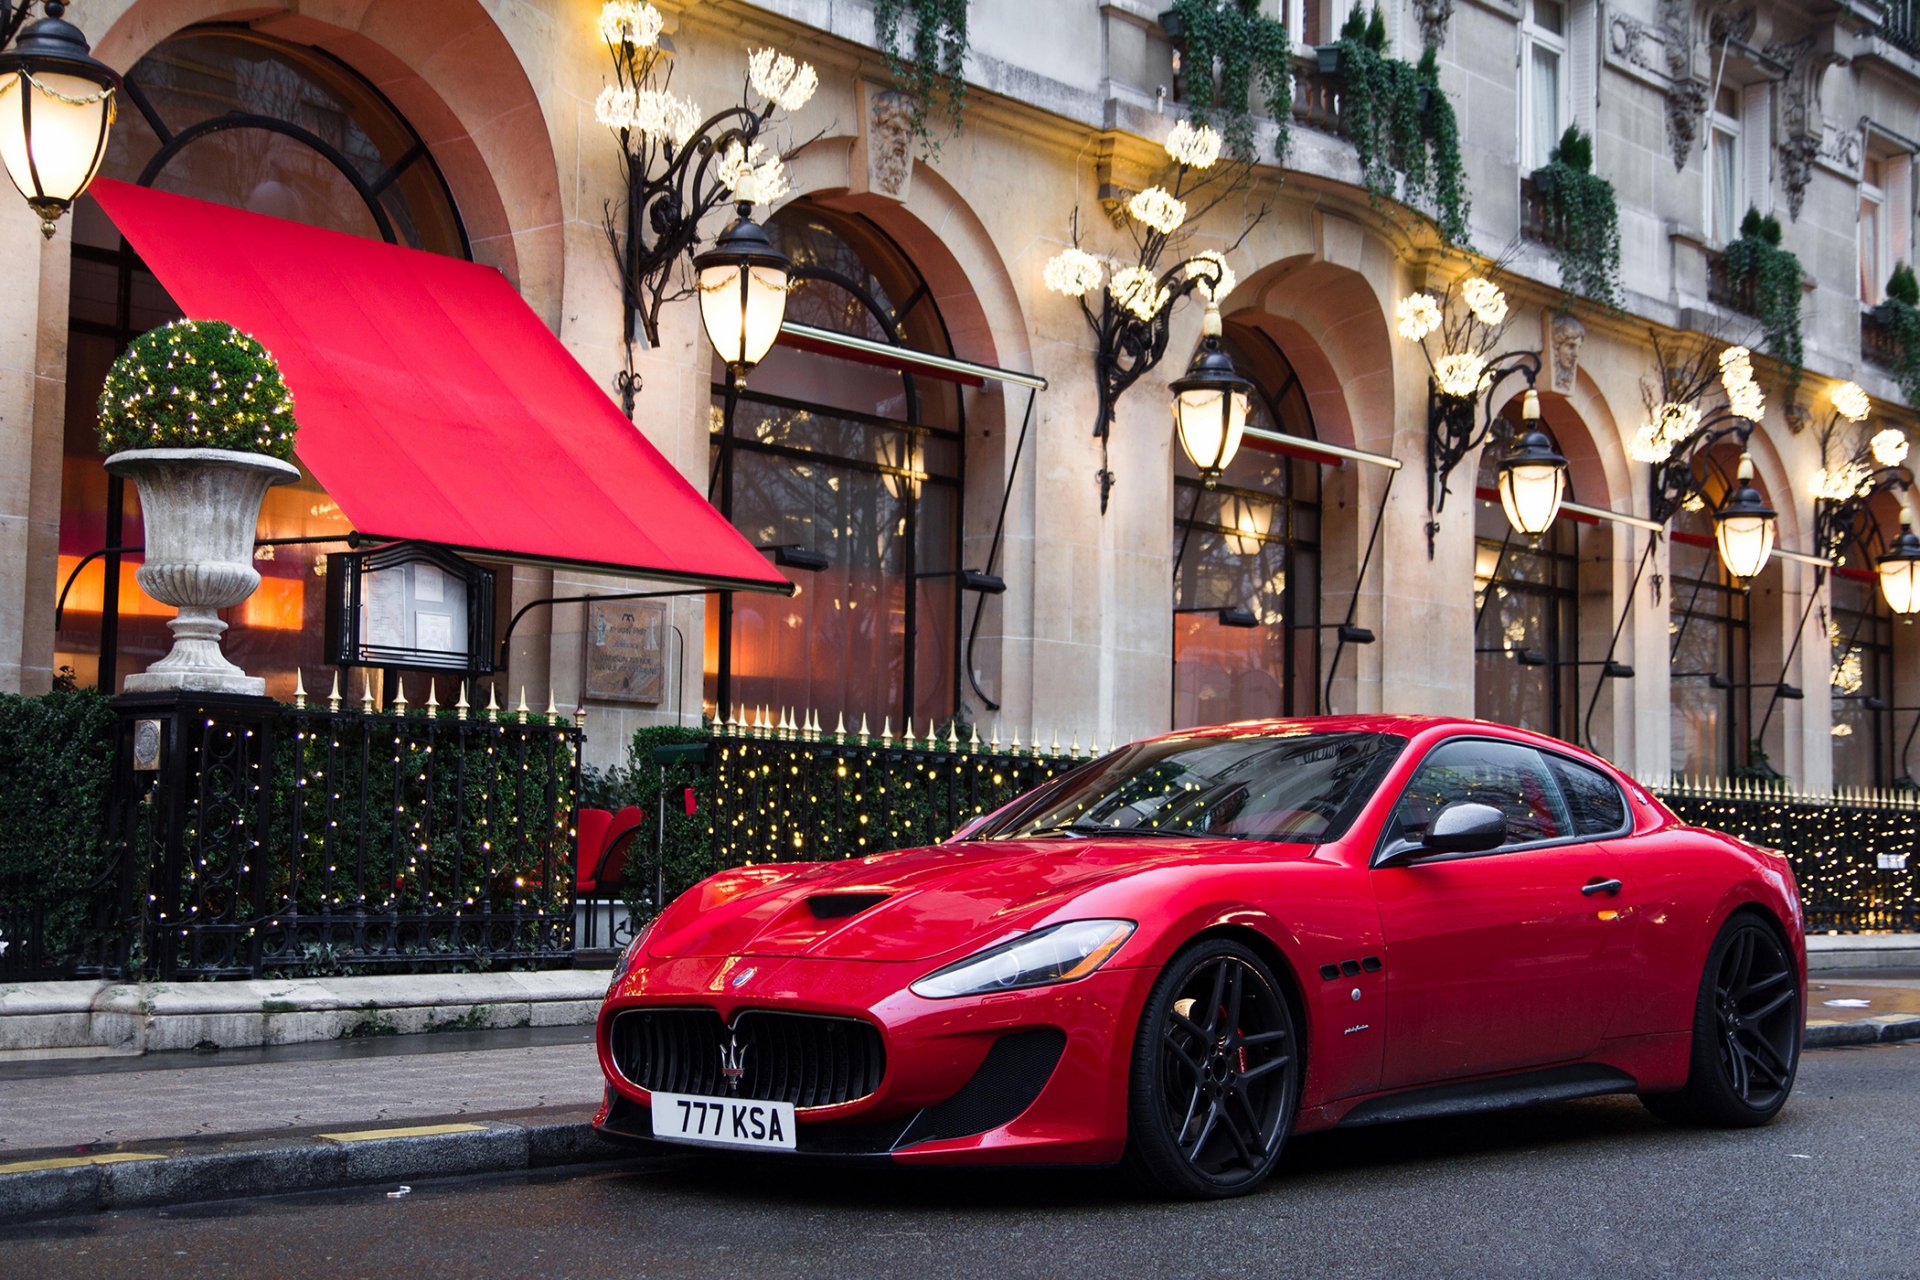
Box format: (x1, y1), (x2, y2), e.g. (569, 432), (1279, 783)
(3, 0), (1918, 791)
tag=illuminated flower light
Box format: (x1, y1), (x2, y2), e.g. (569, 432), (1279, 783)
(1108, 265), (1170, 321)
(1460, 277), (1508, 327)
(595, 85), (636, 129)
(1184, 250), (1236, 301)
(1629, 401), (1700, 464)
(716, 140), (789, 204)
(598, 1), (664, 48)
(1718, 344), (1755, 390)
(1043, 247), (1105, 298)
(1395, 293), (1441, 342)
(1726, 378), (1765, 423)
(1164, 120), (1222, 170)
(1811, 463), (1869, 502)
(1127, 186), (1187, 235)
(1433, 353), (1490, 399)
(632, 90), (704, 145)
(1872, 428), (1909, 468)
(1831, 380), (1871, 423)
(748, 48), (818, 112)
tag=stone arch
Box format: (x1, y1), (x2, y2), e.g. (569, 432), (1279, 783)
(93, 0), (561, 324)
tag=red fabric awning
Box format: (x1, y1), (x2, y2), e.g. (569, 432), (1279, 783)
(87, 178), (792, 596)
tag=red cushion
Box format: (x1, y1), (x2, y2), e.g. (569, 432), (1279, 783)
(575, 808), (613, 894)
(597, 806), (645, 893)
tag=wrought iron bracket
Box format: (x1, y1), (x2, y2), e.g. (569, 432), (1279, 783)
(1424, 350), (1540, 558)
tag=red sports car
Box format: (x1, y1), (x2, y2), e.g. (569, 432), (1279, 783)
(594, 715), (1805, 1197)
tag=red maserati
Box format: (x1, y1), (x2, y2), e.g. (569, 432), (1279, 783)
(593, 715), (1805, 1197)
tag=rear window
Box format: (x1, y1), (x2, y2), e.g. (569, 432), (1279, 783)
(1546, 755), (1629, 837)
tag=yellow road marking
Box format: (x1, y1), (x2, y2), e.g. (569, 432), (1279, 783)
(316, 1123), (487, 1143)
(0, 1152), (167, 1175)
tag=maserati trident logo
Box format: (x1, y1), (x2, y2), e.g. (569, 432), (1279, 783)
(730, 966), (757, 989)
(719, 1034), (749, 1094)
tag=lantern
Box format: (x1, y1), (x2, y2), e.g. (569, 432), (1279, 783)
(1877, 509), (1920, 616)
(0, 4), (119, 238)
(1171, 301), (1252, 478)
(693, 202), (790, 386)
(1713, 453), (1776, 580)
(1495, 388), (1567, 536)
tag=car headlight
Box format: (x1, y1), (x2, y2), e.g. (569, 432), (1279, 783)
(909, 919), (1136, 999)
(614, 917), (656, 982)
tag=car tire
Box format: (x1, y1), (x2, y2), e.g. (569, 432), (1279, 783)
(1123, 937), (1301, 1199)
(1639, 911), (1800, 1128)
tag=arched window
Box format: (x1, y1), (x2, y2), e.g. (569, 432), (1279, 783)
(56, 27), (466, 695)
(705, 203), (964, 729)
(1171, 325), (1321, 728)
(1473, 424), (1578, 739)
(1668, 447), (1757, 779)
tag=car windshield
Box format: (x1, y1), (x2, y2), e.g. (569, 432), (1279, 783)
(975, 731), (1407, 845)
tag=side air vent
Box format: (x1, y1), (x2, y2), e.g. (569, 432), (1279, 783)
(807, 893), (889, 919)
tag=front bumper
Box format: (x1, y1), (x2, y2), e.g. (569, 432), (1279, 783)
(594, 954), (1153, 1165)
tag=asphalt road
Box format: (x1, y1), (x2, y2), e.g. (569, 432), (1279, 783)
(10, 1043), (1916, 1280)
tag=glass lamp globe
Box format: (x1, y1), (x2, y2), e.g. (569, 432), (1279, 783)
(1171, 302), (1252, 479)
(0, 5), (121, 238)
(693, 202), (791, 387)
(1713, 453), (1777, 581)
(1877, 509), (1920, 616)
(1495, 389), (1568, 536)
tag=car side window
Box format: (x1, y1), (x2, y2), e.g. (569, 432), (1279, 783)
(1544, 754), (1629, 837)
(1386, 740), (1571, 852)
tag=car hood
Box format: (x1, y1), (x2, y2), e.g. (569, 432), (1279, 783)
(645, 837), (1308, 963)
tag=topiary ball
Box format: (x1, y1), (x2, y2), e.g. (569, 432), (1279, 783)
(96, 319), (298, 460)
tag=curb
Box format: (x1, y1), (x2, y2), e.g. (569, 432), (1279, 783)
(1805, 1014), (1920, 1048)
(0, 1112), (641, 1226)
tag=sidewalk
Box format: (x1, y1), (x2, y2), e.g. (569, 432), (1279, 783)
(2, 974), (1916, 1225)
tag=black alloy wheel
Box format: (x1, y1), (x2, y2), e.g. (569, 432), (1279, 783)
(1125, 938), (1300, 1198)
(1641, 914), (1800, 1127)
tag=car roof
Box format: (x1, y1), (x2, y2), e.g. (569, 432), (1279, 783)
(1142, 714), (1598, 759)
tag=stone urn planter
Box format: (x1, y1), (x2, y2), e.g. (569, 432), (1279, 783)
(104, 447), (300, 696)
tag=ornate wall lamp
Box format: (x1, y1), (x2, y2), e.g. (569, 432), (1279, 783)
(1397, 277), (1559, 556)
(1635, 341), (1777, 580)
(1809, 380), (1913, 581)
(1043, 121), (1265, 512)
(0, 1), (119, 238)
(593, 1), (817, 409)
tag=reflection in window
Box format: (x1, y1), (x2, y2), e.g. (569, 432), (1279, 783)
(56, 27), (466, 698)
(1832, 517), (1895, 787)
(1472, 428), (1577, 740)
(1668, 509), (1749, 779)
(1172, 326), (1320, 728)
(706, 205), (962, 728)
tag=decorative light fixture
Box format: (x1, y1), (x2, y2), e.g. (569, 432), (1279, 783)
(1809, 379), (1912, 565)
(594, 5), (816, 409)
(1399, 275), (1548, 555)
(1042, 119), (1266, 512)
(1712, 453), (1777, 581)
(0, 1), (120, 238)
(1170, 299), (1252, 481)
(1494, 388), (1568, 537)
(1878, 510), (1920, 616)
(1640, 335), (1769, 536)
(693, 200), (791, 389)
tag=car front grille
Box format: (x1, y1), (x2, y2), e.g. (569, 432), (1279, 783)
(609, 1007), (886, 1110)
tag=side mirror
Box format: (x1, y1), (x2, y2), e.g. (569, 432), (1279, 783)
(1423, 800), (1508, 854)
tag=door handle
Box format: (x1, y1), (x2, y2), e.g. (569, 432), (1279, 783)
(1581, 877), (1623, 897)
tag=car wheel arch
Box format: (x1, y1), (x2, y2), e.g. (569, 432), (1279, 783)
(1164, 921), (1312, 1083)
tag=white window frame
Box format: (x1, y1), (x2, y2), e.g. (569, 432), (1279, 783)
(1705, 97), (1742, 245)
(1861, 160), (1888, 307)
(1521, 0), (1571, 174)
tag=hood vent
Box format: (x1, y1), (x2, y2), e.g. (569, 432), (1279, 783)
(807, 892), (889, 920)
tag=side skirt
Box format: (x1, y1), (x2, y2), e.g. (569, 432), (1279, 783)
(1331, 1064), (1640, 1129)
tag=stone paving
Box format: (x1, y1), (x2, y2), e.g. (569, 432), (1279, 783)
(0, 1033), (600, 1153)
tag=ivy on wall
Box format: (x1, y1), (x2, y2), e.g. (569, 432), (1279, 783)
(0, 678), (114, 974)
(1165, 0), (1293, 163)
(1330, 8), (1469, 244)
(874, 0), (969, 157)
(1529, 126), (1621, 308)
(1874, 262), (1920, 408)
(1722, 208), (1805, 399)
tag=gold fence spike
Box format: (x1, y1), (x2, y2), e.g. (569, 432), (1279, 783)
(426, 679), (439, 715)
(362, 672), (376, 713)
(485, 683), (499, 722)
(328, 671), (342, 712)
(392, 678), (407, 714)
(293, 669), (307, 710)
(455, 680), (470, 721)
(836, 712), (847, 743)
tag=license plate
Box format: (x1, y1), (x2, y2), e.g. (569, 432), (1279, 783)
(649, 1091), (796, 1151)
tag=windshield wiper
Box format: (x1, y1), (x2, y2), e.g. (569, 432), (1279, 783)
(1015, 822), (1205, 839)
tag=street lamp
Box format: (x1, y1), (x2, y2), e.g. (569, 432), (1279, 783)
(1877, 509), (1920, 616)
(0, 2), (119, 239)
(1170, 300), (1252, 481)
(693, 200), (790, 388)
(1712, 452), (1776, 581)
(1494, 388), (1568, 537)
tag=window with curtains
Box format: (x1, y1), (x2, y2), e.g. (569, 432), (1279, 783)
(1668, 508), (1751, 779)
(56, 27), (466, 698)
(1472, 444), (1578, 740)
(1861, 155), (1887, 306)
(705, 204), (964, 731)
(1171, 326), (1320, 729)
(1707, 87), (1742, 245)
(1522, 0), (1569, 172)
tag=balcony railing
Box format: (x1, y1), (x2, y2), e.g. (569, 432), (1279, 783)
(1882, 0), (1920, 58)
(1290, 53), (1343, 136)
(1519, 175), (1573, 253)
(1706, 250), (1761, 318)
(1863, 306), (1902, 371)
